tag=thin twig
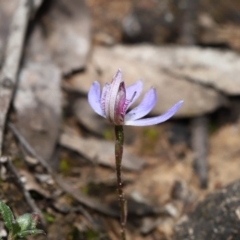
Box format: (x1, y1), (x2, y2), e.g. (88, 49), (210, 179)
(0, 0), (43, 156)
(178, 0), (209, 188)
(115, 125), (127, 240)
(179, 0), (199, 45)
(8, 123), (118, 217)
(191, 116), (209, 188)
(0, 156), (46, 227)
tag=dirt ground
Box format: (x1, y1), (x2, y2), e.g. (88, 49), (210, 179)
(1, 0), (240, 240)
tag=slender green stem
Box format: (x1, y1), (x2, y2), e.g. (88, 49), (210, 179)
(114, 125), (127, 240)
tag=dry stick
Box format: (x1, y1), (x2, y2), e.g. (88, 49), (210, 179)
(0, 0), (43, 156)
(114, 125), (127, 240)
(0, 0), (44, 229)
(191, 116), (209, 188)
(0, 156), (47, 227)
(179, 0), (199, 45)
(8, 123), (118, 218)
(178, 0), (208, 188)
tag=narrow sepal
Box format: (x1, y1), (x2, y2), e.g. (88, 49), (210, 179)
(125, 100), (184, 126)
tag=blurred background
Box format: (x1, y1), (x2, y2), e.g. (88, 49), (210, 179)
(1, 0), (240, 239)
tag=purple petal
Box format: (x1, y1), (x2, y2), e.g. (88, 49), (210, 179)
(126, 80), (143, 109)
(105, 70), (123, 123)
(100, 83), (110, 116)
(125, 88), (157, 121)
(88, 81), (105, 117)
(125, 100), (184, 126)
(112, 69), (122, 85)
(114, 82), (127, 125)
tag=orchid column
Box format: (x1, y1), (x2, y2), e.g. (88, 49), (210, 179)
(88, 69), (183, 240)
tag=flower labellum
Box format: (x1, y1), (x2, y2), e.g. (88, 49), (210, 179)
(88, 69), (183, 126)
